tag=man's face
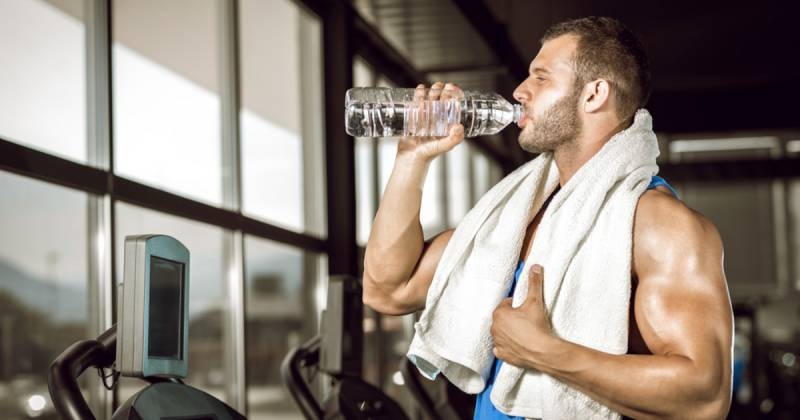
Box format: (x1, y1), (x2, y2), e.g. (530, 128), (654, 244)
(513, 35), (583, 153)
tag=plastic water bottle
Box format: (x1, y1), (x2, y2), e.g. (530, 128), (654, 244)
(345, 87), (522, 138)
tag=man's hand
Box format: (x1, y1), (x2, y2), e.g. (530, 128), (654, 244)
(397, 81), (464, 163)
(490, 264), (559, 369)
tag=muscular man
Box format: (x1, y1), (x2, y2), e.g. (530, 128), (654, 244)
(363, 17), (732, 419)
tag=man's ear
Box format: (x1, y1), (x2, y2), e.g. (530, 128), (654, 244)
(582, 79), (611, 113)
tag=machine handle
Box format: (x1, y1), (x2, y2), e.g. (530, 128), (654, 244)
(47, 325), (117, 420)
(281, 335), (324, 420)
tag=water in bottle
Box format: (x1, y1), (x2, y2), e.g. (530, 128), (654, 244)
(345, 87), (522, 138)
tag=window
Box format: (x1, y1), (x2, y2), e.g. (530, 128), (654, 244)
(0, 0), (87, 163)
(115, 203), (230, 403)
(669, 137), (786, 298)
(243, 235), (325, 419)
(356, 137), (377, 245)
(239, 0), (326, 235)
(112, 0), (224, 205)
(471, 146), (491, 205)
(354, 58), (378, 246)
(446, 142), (471, 226)
(0, 170), (90, 418)
(378, 137), (446, 239)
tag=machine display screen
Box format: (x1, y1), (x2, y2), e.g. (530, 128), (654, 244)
(148, 256), (185, 359)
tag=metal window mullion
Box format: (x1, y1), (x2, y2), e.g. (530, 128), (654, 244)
(87, 195), (114, 419)
(223, 230), (247, 413)
(772, 138), (791, 296)
(86, 0), (114, 418)
(218, 0), (246, 413)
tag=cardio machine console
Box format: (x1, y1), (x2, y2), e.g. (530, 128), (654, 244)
(116, 234), (190, 378)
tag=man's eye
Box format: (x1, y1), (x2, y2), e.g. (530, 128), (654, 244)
(536, 77), (546, 82)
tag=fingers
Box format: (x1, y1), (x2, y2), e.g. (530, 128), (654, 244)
(525, 264), (545, 306)
(428, 81), (444, 101)
(414, 81), (459, 101)
(440, 82), (462, 102)
(414, 84), (426, 102)
(407, 81), (462, 144)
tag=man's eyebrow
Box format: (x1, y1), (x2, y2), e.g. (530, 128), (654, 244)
(529, 66), (551, 75)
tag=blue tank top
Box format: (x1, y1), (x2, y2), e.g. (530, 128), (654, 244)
(473, 176), (678, 420)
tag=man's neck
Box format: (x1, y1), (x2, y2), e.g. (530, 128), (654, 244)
(554, 119), (628, 186)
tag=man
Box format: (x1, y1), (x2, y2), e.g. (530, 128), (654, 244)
(362, 16), (732, 419)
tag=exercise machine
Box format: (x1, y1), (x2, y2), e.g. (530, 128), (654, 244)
(282, 275), (409, 419)
(48, 234), (246, 420)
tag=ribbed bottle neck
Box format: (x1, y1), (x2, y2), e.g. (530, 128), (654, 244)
(512, 104), (522, 123)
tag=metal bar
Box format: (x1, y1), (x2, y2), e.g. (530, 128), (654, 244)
(114, 175), (328, 252)
(223, 230), (247, 413)
(0, 136), (328, 255)
(0, 138), (108, 195)
(218, 0), (247, 412)
(83, 9), (110, 414)
(220, 0), (242, 214)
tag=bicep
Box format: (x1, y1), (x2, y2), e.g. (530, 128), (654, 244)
(388, 229), (454, 314)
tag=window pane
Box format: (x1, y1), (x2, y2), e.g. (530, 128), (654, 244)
(356, 137), (376, 246)
(0, 0), (87, 162)
(489, 158), (504, 187)
(354, 58), (377, 246)
(239, 0), (325, 235)
(0, 170), (89, 418)
(446, 142), (470, 227)
(471, 147), (490, 205)
(112, 0), (223, 205)
(115, 203), (229, 403)
(244, 236), (322, 419)
(378, 139), (445, 238)
(378, 139), (398, 199)
(679, 180), (778, 299)
(421, 157), (445, 237)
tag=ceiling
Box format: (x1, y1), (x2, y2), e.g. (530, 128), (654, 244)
(352, 0), (800, 135)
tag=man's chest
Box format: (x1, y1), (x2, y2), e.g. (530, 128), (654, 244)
(518, 212), (652, 355)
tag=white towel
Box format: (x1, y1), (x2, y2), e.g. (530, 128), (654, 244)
(407, 109), (660, 419)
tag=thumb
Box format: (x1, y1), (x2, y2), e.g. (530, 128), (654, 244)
(440, 124), (464, 152)
(524, 264), (545, 307)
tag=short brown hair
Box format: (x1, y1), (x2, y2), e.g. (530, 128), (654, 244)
(542, 17), (651, 123)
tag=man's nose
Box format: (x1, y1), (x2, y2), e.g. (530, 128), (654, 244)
(513, 84), (528, 104)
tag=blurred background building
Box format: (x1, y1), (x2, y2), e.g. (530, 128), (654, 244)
(0, 0), (798, 419)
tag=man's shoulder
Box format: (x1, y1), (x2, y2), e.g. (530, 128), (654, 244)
(632, 189), (723, 277)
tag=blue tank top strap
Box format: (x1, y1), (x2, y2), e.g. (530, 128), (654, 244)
(647, 175), (679, 199)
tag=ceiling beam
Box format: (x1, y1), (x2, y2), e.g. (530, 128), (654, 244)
(450, 0), (528, 82)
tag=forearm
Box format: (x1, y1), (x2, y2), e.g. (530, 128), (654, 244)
(529, 338), (729, 419)
(363, 154), (430, 295)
